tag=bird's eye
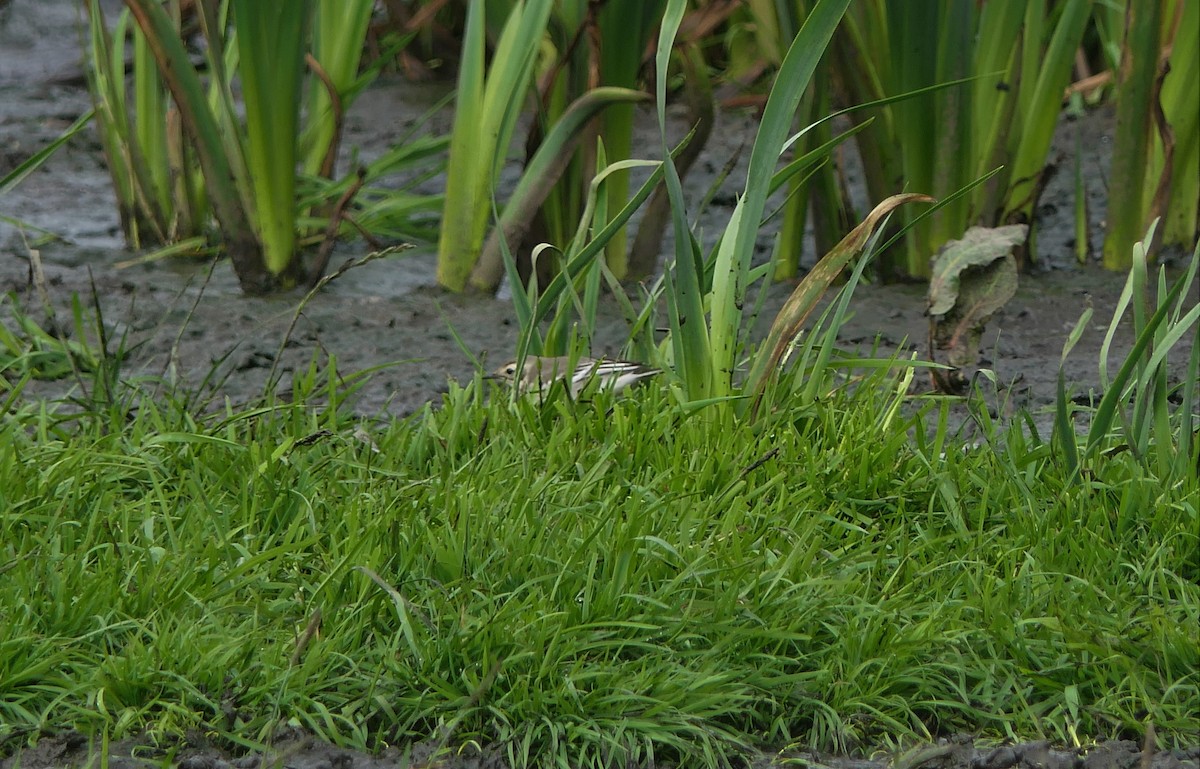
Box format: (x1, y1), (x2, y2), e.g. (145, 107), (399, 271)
(505, 365), (516, 375)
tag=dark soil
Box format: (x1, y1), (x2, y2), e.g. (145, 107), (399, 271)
(1, 1), (1196, 767)
(4, 730), (1199, 769)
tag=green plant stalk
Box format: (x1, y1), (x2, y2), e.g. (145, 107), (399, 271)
(1074, 127), (1090, 264)
(969, 0), (1024, 177)
(469, 87), (650, 292)
(969, 0), (1025, 223)
(768, 1), (819, 282)
(832, 0), (1091, 276)
(596, 0), (667, 279)
(302, 0), (374, 178)
(437, 0), (488, 292)
(1015, 0), (1044, 147)
(86, 2), (166, 247)
(186, 0), (252, 230)
(437, 0), (554, 292)
(120, 7), (179, 245)
(885, 0), (941, 276)
(85, 1), (135, 239)
(627, 41), (714, 280)
(124, 0), (270, 293)
(1093, 0), (1125, 72)
(656, 0), (711, 399)
(1158, 0), (1199, 248)
(86, 1), (210, 251)
(772, 173), (810, 280)
(834, 0), (899, 210)
(707, 0), (851, 398)
(529, 0), (589, 252)
(231, 0), (309, 279)
(805, 76), (856, 264)
(841, 0), (980, 278)
(194, 0), (254, 221)
(131, 2), (178, 231)
(772, 23), (825, 283)
(1002, 0), (1091, 249)
(1102, 1), (1165, 269)
(927, 0), (974, 254)
(747, 0), (787, 67)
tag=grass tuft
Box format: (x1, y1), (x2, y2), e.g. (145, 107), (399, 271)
(1, 345), (1196, 766)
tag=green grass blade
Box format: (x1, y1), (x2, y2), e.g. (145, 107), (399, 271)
(0, 110), (94, 197)
(656, 0), (710, 399)
(709, 0), (851, 397)
(470, 87), (650, 292)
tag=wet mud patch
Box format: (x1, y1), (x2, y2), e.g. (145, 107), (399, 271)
(3, 0), (1192, 429)
(2, 0), (1193, 430)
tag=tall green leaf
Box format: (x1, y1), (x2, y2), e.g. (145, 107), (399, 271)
(232, 0), (309, 278)
(436, 0), (554, 292)
(708, 0), (851, 396)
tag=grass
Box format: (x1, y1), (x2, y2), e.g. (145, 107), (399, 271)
(1, 344), (1196, 768)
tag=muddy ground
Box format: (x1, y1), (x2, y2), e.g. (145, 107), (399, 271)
(1, 1), (1197, 768)
(5, 0), (1196, 431)
(4, 730), (1199, 769)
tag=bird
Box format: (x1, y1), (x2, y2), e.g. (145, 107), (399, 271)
(486, 355), (661, 398)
